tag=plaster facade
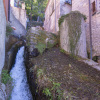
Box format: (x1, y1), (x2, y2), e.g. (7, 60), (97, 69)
(0, 0), (6, 75)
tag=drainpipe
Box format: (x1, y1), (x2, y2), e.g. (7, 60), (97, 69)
(55, 0), (56, 33)
(8, 0), (10, 22)
(89, 0), (93, 60)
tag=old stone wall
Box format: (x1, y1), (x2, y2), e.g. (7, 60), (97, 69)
(0, 0), (7, 99)
(44, 0), (72, 34)
(72, 0), (100, 57)
(10, 7), (26, 36)
(0, 0), (6, 75)
(60, 0), (72, 16)
(60, 12), (87, 58)
(44, 0), (60, 33)
(11, 7), (27, 29)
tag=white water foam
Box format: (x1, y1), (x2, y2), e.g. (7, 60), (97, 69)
(10, 46), (33, 100)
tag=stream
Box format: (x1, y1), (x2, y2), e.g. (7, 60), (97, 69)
(10, 46), (33, 100)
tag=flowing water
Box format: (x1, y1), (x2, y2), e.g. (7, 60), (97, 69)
(10, 46), (33, 100)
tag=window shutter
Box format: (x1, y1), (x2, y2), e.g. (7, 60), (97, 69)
(92, 1), (96, 15)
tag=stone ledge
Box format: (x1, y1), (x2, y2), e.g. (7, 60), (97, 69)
(82, 59), (100, 71)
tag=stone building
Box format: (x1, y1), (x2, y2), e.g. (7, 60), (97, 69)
(72, 0), (100, 58)
(44, 0), (72, 34)
(10, 0), (27, 36)
(44, 0), (100, 58)
(10, 0), (27, 29)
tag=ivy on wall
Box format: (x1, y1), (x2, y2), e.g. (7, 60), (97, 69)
(59, 11), (86, 56)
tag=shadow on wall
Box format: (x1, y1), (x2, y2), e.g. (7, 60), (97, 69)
(10, 8), (26, 37)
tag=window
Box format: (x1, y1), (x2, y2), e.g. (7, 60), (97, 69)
(92, 1), (96, 15)
(65, 0), (72, 5)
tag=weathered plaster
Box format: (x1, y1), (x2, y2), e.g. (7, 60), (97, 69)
(0, 0), (6, 75)
(44, 0), (71, 33)
(72, 0), (100, 57)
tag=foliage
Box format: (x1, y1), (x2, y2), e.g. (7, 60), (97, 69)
(43, 88), (52, 97)
(20, 0), (48, 20)
(1, 70), (12, 84)
(36, 42), (46, 54)
(42, 81), (63, 100)
(37, 69), (44, 77)
(60, 49), (66, 54)
(47, 42), (55, 48)
(6, 25), (13, 36)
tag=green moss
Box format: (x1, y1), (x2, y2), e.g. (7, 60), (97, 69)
(36, 42), (46, 54)
(58, 11), (87, 27)
(6, 25), (13, 36)
(37, 30), (47, 43)
(37, 69), (44, 78)
(60, 49), (66, 54)
(1, 69), (12, 84)
(59, 11), (86, 56)
(68, 12), (82, 55)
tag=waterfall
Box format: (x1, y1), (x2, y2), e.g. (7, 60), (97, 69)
(10, 46), (33, 100)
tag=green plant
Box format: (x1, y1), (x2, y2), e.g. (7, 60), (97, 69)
(1, 70), (12, 84)
(36, 42), (46, 54)
(60, 49), (66, 54)
(51, 82), (63, 100)
(6, 25), (13, 36)
(37, 69), (44, 77)
(43, 88), (52, 97)
(52, 82), (61, 90)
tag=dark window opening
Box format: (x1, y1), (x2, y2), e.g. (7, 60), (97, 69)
(92, 1), (96, 15)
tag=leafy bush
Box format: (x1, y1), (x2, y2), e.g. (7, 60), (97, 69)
(1, 70), (12, 84)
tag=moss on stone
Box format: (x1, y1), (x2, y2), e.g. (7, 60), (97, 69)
(58, 11), (87, 27)
(59, 11), (86, 56)
(6, 25), (13, 36)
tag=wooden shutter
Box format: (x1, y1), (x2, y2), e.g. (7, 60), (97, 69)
(92, 1), (96, 15)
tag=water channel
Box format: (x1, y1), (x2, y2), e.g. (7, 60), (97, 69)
(10, 46), (33, 100)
